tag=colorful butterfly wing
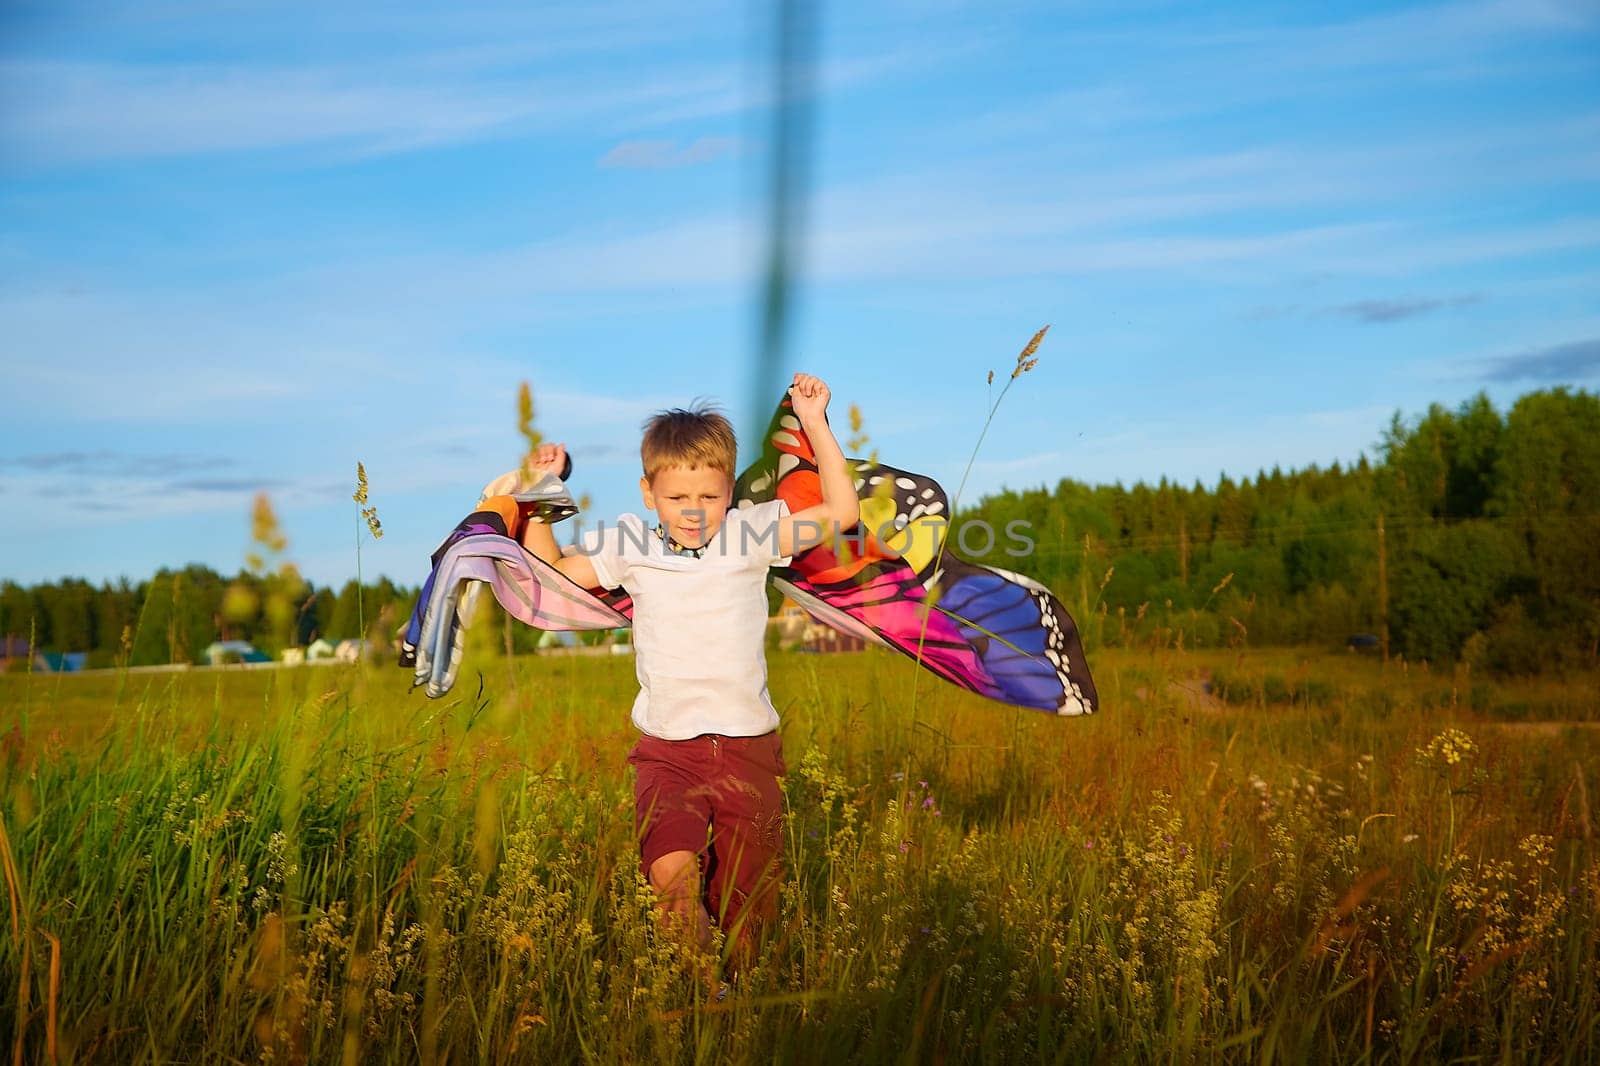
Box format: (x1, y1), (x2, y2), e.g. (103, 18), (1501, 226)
(736, 394), (1099, 715)
(931, 559), (1097, 715)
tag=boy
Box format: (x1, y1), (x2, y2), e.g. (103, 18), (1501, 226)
(515, 373), (858, 963)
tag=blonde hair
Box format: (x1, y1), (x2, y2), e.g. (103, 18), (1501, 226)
(640, 402), (737, 481)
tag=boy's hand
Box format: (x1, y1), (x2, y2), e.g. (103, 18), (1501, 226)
(480, 443), (569, 502)
(789, 373), (831, 424)
(775, 373), (860, 557)
(528, 443), (569, 480)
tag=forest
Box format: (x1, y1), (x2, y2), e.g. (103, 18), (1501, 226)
(961, 386), (1598, 672)
(4, 387), (1596, 674)
(0, 566), (415, 669)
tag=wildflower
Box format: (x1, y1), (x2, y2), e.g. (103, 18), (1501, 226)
(1519, 834), (1554, 866)
(1418, 728), (1476, 767)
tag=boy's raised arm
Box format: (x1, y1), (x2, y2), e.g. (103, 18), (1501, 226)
(776, 374), (861, 560)
(505, 444), (602, 589)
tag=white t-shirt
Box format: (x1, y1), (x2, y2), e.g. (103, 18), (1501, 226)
(575, 499), (791, 739)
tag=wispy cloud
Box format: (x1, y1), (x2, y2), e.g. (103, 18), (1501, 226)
(571, 442), (630, 463)
(1151, 0), (1596, 83)
(599, 136), (740, 169)
(0, 451), (233, 476)
(0, 30), (947, 169)
(0, 58), (722, 166)
(962, 450), (1068, 478)
(0, 464), (328, 514)
(0, 451), (290, 500)
(166, 477), (289, 493)
(1480, 337), (1600, 382)
(1331, 293), (1483, 323)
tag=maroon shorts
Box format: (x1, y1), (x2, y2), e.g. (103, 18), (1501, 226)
(627, 731), (787, 934)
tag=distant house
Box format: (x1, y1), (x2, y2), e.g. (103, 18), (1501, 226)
(802, 628), (868, 654)
(39, 652), (87, 673)
(306, 638), (337, 661)
(203, 640), (271, 666)
(769, 597), (867, 653)
(281, 647), (305, 666)
(335, 639), (374, 663)
(769, 599), (810, 648)
(0, 636), (47, 674)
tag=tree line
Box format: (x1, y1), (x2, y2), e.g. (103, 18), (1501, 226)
(960, 386), (1597, 673)
(4, 387), (1596, 674)
(0, 569), (415, 668)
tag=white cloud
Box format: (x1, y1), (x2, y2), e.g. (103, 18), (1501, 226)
(0, 57), (748, 166)
(1156, 0), (1594, 77)
(599, 136), (741, 169)
(0, 25), (962, 169)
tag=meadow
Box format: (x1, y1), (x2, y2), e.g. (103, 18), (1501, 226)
(2, 645), (1596, 1064)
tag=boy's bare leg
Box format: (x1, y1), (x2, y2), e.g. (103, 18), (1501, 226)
(705, 732), (787, 977)
(648, 848), (714, 952)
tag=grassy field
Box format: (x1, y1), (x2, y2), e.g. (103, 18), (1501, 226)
(2, 646), (1597, 1063)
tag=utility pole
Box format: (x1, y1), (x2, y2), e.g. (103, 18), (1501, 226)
(1377, 513), (1389, 664)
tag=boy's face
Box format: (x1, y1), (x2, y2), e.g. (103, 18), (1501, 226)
(639, 465), (734, 550)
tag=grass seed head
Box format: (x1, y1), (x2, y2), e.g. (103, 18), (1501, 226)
(518, 381), (543, 456)
(1011, 325), (1048, 378)
(251, 494), (288, 557)
(354, 462), (383, 538)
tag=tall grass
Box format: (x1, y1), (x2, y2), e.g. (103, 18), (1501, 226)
(2, 648), (1596, 1063)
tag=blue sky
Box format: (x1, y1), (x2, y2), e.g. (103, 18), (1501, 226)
(2, 0), (1597, 588)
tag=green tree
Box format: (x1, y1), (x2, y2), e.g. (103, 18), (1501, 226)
(1390, 523), (1525, 663)
(43, 579), (96, 652)
(329, 580), (363, 640)
(0, 581), (41, 644)
(91, 578), (138, 659)
(1489, 388), (1600, 661)
(129, 571), (177, 666)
